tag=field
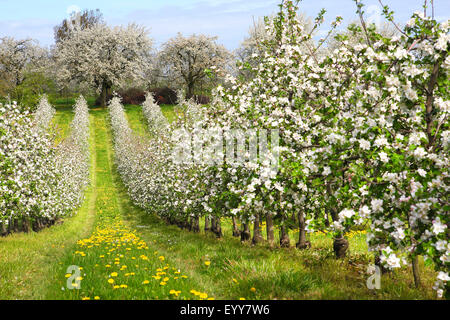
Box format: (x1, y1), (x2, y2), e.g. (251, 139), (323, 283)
(0, 101), (438, 300)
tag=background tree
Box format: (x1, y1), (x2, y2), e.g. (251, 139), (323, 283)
(54, 23), (153, 107)
(158, 33), (231, 99)
(235, 13), (314, 80)
(53, 9), (104, 43)
(0, 37), (51, 106)
(0, 37), (47, 88)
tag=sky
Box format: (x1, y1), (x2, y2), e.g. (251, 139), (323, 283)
(0, 0), (449, 51)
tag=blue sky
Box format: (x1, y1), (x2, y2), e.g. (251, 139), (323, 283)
(0, 0), (448, 50)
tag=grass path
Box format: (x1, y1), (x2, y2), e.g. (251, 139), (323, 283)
(45, 109), (211, 300)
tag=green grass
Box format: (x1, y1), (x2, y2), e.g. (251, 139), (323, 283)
(51, 106), (74, 144)
(123, 104), (149, 138)
(160, 104), (177, 123)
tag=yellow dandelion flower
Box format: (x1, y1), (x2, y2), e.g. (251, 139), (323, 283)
(110, 272), (118, 277)
(108, 278), (115, 284)
(239, 297), (246, 300)
(65, 274), (71, 278)
(81, 297), (90, 300)
(160, 281), (167, 286)
(142, 280), (150, 285)
(250, 287), (256, 292)
(204, 261), (211, 266)
(94, 296), (100, 300)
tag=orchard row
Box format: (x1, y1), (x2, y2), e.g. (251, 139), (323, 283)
(108, 1), (448, 297)
(0, 96), (90, 235)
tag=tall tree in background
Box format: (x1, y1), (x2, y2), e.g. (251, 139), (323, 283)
(54, 23), (153, 107)
(53, 9), (104, 43)
(0, 37), (47, 87)
(235, 13), (314, 80)
(158, 33), (231, 99)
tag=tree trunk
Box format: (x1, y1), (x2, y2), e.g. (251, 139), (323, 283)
(279, 223), (291, 248)
(1, 221), (8, 236)
(186, 82), (195, 100)
(192, 216), (200, 233)
(232, 216), (240, 237)
(22, 218), (31, 233)
(241, 222), (251, 242)
(211, 217), (222, 238)
(252, 214), (263, 245)
(411, 256), (421, 288)
(204, 216), (210, 232)
(296, 209), (309, 249)
(210, 216), (216, 234)
(266, 214), (275, 247)
(327, 193), (349, 259)
(13, 218), (19, 233)
(100, 82), (111, 108)
(333, 236), (349, 259)
(324, 212), (330, 227)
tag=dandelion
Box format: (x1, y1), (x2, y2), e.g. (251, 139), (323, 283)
(108, 279), (115, 284)
(250, 287), (256, 292)
(169, 290), (181, 297)
(204, 261), (211, 266)
(142, 280), (150, 285)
